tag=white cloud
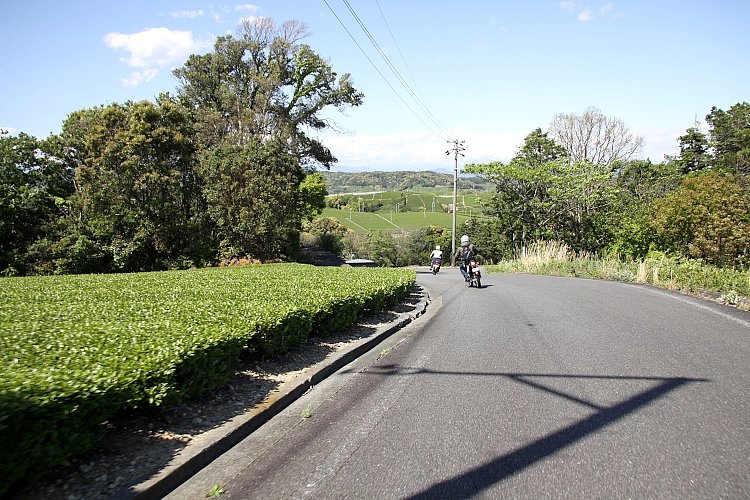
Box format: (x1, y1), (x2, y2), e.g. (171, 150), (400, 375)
(577, 9), (594, 21)
(171, 9), (204, 19)
(104, 28), (206, 86)
(488, 16), (508, 32)
(235, 4), (261, 12)
(121, 68), (159, 87)
(561, 1), (616, 22)
(560, 1), (579, 12)
(600, 3), (614, 15)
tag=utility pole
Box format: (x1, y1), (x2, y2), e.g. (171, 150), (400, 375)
(446, 139), (466, 267)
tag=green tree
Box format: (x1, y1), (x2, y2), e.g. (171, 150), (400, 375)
(304, 216), (349, 238)
(200, 140), (304, 259)
(173, 18), (363, 166)
(652, 171), (750, 266)
(515, 127), (568, 166)
(548, 160), (618, 251)
(0, 132), (74, 275)
(403, 225), (450, 265)
(59, 98), (209, 272)
(705, 102), (750, 181)
(366, 231), (400, 267)
(615, 159), (681, 204)
(672, 127), (712, 174)
(173, 17), (362, 261)
(466, 129), (567, 249)
(299, 171), (328, 221)
(608, 159), (681, 259)
(469, 128), (621, 253)
(302, 216), (349, 255)
(461, 219), (511, 264)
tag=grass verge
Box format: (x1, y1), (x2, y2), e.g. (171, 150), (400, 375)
(486, 241), (750, 311)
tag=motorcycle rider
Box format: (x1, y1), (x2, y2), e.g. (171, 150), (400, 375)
(454, 235), (477, 282)
(429, 245), (443, 271)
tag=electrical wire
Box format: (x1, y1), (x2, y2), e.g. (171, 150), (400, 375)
(353, 0), (455, 140)
(322, 0), (456, 142)
(340, 0), (456, 140)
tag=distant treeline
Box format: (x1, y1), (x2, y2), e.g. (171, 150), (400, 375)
(321, 170), (489, 194)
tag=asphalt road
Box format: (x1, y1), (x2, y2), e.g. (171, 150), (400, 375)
(166, 269), (750, 499)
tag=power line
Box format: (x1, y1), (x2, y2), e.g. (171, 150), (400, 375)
(323, 0), (455, 141)
(368, 0), (456, 140)
(341, 0), (455, 139)
(374, 0), (426, 106)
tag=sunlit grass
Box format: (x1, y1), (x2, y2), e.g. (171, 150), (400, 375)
(487, 240), (750, 310)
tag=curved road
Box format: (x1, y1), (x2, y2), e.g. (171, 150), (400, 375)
(168, 269), (750, 498)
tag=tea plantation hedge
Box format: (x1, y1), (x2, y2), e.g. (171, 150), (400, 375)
(0, 263), (415, 494)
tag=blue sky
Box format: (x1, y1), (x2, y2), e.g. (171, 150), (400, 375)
(2, 1), (748, 171)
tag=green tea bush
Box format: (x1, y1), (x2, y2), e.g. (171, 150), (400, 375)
(0, 264), (415, 493)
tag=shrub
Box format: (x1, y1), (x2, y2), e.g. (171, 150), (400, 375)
(0, 264), (415, 494)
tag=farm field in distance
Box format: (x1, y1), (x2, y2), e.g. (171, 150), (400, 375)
(320, 189), (493, 233)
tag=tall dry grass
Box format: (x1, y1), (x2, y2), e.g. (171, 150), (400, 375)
(488, 240), (749, 310)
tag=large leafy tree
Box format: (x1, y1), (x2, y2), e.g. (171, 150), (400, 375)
(173, 18), (362, 260)
(469, 128), (622, 253)
(59, 97), (209, 272)
(652, 171), (750, 266)
(706, 102), (750, 181)
(608, 159), (681, 259)
(547, 160), (618, 251)
(199, 140), (305, 259)
(466, 129), (567, 249)
(671, 127), (712, 174)
(0, 132), (74, 275)
(173, 18), (363, 167)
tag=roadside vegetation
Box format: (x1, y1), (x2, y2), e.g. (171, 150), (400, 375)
(487, 241), (749, 311)
(0, 264), (415, 494)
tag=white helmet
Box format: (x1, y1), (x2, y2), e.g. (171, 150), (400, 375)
(435, 245), (440, 250)
(460, 235), (470, 245)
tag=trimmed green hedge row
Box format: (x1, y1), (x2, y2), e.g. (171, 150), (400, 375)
(0, 264), (415, 493)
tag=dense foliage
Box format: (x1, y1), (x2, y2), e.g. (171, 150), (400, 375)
(1, 18), (360, 276)
(0, 264), (415, 493)
(307, 106), (748, 270)
(464, 105), (750, 267)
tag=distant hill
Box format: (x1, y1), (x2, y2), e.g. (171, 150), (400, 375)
(320, 170), (489, 194)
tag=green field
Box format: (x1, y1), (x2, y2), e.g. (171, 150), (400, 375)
(322, 207), (474, 232)
(322, 189), (492, 233)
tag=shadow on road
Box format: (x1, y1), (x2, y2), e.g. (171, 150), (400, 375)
(359, 367), (709, 498)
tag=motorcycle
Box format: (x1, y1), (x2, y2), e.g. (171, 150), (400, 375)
(467, 260), (482, 288)
(431, 258), (442, 275)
